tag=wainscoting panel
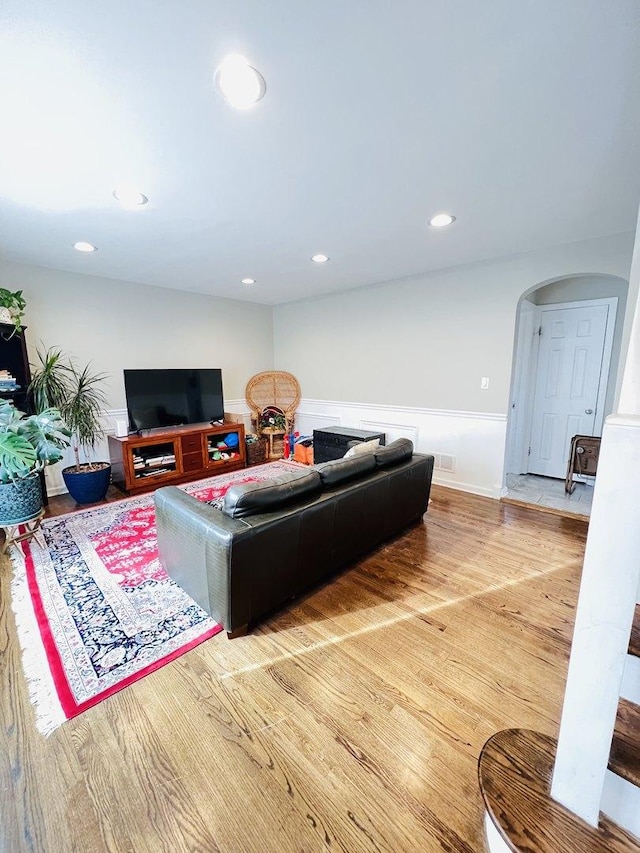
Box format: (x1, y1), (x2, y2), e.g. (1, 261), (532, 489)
(44, 399), (507, 499)
(295, 399), (508, 498)
(359, 420), (419, 446)
(296, 410), (341, 436)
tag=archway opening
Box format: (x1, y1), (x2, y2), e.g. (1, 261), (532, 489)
(502, 273), (629, 516)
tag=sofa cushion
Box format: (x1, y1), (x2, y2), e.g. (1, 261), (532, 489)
(343, 438), (380, 459)
(315, 453), (376, 487)
(374, 438), (414, 468)
(222, 470), (322, 518)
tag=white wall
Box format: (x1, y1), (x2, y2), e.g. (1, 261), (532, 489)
(0, 260), (274, 408)
(275, 233), (635, 496)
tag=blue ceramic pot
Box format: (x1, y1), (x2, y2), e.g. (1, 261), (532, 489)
(0, 473), (43, 525)
(62, 463), (111, 505)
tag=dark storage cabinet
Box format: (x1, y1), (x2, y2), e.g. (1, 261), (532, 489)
(313, 426), (386, 463)
(0, 323), (32, 413)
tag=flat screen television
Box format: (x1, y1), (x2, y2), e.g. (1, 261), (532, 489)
(124, 368), (224, 431)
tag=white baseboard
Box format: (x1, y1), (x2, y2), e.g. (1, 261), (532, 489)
(432, 476), (498, 499)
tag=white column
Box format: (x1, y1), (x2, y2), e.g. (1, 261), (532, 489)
(618, 257), (640, 412)
(551, 415), (640, 825)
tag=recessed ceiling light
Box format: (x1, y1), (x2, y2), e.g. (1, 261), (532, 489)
(113, 186), (148, 208)
(241, 278), (255, 285)
(215, 54), (266, 110)
(428, 212), (456, 228)
(311, 254), (329, 263)
(73, 241), (97, 252)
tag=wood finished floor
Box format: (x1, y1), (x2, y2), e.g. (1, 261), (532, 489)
(1, 485), (589, 852)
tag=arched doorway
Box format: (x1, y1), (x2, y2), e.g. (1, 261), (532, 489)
(503, 273), (629, 516)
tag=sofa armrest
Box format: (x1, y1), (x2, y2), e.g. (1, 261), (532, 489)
(154, 486), (250, 630)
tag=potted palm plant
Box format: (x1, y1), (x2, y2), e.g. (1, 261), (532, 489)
(0, 399), (70, 524)
(29, 348), (111, 505)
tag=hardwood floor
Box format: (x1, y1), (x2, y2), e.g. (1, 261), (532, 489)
(0, 485), (589, 852)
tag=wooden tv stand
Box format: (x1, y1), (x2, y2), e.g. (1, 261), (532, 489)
(108, 422), (246, 495)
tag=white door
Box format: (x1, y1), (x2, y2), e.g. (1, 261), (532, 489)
(528, 301), (613, 478)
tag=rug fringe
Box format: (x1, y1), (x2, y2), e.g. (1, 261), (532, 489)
(10, 547), (66, 737)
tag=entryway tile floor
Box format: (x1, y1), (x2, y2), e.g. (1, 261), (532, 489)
(502, 473), (594, 519)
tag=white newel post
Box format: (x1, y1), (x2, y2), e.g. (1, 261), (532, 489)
(550, 414), (640, 826)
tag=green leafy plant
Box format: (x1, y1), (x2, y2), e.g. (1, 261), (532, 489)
(0, 399), (70, 484)
(29, 347), (109, 471)
(259, 407), (286, 430)
(28, 347), (72, 413)
(63, 363), (109, 470)
(0, 288), (27, 338)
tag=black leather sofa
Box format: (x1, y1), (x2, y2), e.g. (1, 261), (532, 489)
(154, 439), (434, 637)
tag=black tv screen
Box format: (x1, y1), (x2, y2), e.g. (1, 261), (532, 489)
(124, 369), (224, 431)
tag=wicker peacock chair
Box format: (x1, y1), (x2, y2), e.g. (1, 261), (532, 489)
(245, 371), (301, 438)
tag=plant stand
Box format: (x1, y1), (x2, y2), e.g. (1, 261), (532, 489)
(261, 427), (286, 459)
(1, 508), (45, 555)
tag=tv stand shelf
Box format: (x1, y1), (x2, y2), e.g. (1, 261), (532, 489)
(108, 422), (246, 494)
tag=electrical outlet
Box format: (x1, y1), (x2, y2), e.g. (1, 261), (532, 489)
(481, 377), (490, 390)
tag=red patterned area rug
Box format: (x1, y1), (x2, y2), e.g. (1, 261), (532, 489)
(10, 461), (300, 735)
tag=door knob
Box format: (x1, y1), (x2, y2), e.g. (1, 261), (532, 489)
(585, 408), (593, 414)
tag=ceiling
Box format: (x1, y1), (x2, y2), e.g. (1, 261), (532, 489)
(1, 0), (639, 305)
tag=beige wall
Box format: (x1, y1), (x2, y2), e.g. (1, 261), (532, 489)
(274, 233), (635, 414)
(0, 261), (274, 409)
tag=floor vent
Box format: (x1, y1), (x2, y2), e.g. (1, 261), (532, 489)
(439, 454), (455, 472)
(429, 453), (456, 472)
